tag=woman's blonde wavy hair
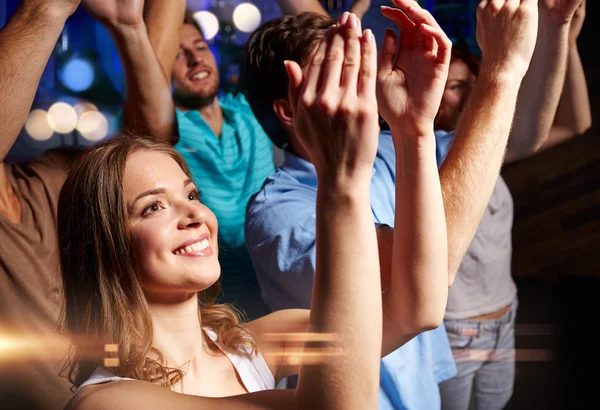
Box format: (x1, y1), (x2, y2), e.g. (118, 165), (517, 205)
(58, 136), (257, 390)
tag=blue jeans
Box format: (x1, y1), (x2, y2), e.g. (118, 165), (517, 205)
(439, 299), (517, 410)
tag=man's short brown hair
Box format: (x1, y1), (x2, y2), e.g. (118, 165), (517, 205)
(241, 12), (334, 149)
(184, 9), (205, 40)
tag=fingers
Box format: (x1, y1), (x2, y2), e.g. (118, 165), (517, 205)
(380, 6), (415, 50)
(340, 14), (363, 95)
(419, 23), (452, 65)
(358, 29), (377, 99)
(320, 26), (346, 99)
(391, 0), (443, 30)
(303, 27), (331, 104)
(379, 28), (397, 74)
(285, 60), (304, 116)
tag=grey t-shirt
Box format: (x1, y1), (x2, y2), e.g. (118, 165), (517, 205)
(444, 175), (517, 320)
(434, 130), (517, 320)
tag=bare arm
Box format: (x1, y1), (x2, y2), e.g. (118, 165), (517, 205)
(349, 0), (372, 19)
(539, 2), (591, 152)
(505, 0), (583, 163)
(376, 1), (450, 353)
(440, 0), (539, 279)
(276, 0), (329, 16)
(144, 0), (185, 82)
(541, 45), (591, 150)
(0, 0), (79, 162)
(83, 0), (178, 144)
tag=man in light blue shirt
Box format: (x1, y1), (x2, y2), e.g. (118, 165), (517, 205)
(246, 131), (457, 409)
(242, 5), (539, 409)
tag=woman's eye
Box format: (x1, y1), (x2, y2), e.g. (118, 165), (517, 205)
(143, 202), (163, 215)
(188, 190), (202, 202)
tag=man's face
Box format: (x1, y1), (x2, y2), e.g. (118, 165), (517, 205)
(172, 24), (220, 108)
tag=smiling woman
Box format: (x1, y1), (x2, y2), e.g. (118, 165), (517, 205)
(58, 137), (254, 391)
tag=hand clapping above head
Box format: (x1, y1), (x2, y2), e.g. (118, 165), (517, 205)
(284, 12), (379, 188)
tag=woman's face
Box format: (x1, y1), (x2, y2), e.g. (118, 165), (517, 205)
(123, 150), (220, 303)
(435, 59), (476, 132)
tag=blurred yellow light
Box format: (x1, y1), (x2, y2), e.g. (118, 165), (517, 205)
(233, 3), (262, 33)
(193, 11), (219, 40)
(73, 102), (98, 119)
(48, 102), (78, 133)
(77, 110), (108, 141)
(25, 109), (54, 141)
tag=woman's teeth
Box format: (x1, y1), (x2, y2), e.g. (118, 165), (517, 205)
(174, 239), (210, 255)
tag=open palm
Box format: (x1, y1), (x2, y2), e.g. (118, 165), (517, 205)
(376, 0), (451, 136)
(82, 0), (144, 27)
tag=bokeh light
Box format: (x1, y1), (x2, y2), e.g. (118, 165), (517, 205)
(25, 109), (54, 141)
(77, 110), (109, 141)
(47, 102), (78, 134)
(74, 102), (98, 119)
(193, 11), (220, 40)
(60, 58), (95, 92)
(233, 3), (262, 33)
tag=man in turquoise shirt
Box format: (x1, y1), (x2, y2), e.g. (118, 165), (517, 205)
(96, 1), (276, 319)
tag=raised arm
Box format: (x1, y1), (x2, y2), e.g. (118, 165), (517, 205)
(541, 0), (591, 151)
(376, 1), (450, 351)
(276, 0), (329, 16)
(437, 0), (538, 276)
(284, 15), (381, 408)
(379, 0), (538, 280)
(83, 0), (178, 143)
(505, 0), (584, 163)
(0, 0), (79, 162)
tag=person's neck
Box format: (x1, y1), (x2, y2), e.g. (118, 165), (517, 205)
(148, 294), (208, 377)
(179, 97), (224, 138)
(0, 164), (21, 223)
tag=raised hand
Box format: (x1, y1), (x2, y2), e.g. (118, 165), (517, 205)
(82, 0), (144, 27)
(568, 0), (586, 45)
(376, 0), (451, 137)
(476, 0), (538, 79)
(541, 0), (584, 24)
(285, 13), (379, 185)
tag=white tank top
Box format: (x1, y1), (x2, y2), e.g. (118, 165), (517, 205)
(76, 328), (275, 394)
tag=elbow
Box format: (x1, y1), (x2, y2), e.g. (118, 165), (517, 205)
(412, 314), (444, 334)
(405, 307), (445, 335)
(575, 120), (592, 136)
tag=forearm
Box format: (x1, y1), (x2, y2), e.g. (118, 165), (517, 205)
(507, 16), (570, 159)
(144, 0), (185, 81)
(441, 71), (521, 280)
(383, 134), (447, 341)
(349, 0), (372, 19)
(276, 0), (328, 16)
(553, 45), (591, 136)
(0, 4), (71, 161)
(110, 23), (177, 143)
(298, 185), (380, 410)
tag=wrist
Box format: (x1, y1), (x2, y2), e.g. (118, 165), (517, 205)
(19, 2), (73, 24)
(388, 122), (435, 141)
(477, 63), (525, 89)
(539, 7), (574, 27)
(109, 21), (147, 42)
(317, 170), (372, 198)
